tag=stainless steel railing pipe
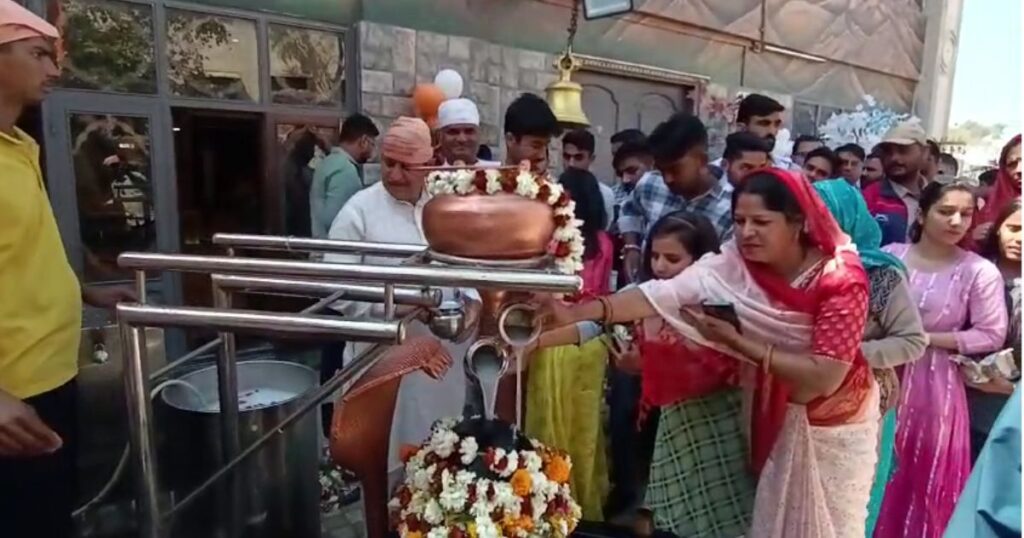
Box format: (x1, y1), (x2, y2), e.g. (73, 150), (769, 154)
(117, 252), (582, 293)
(116, 304), (405, 343)
(209, 274), (442, 308)
(212, 233), (425, 257)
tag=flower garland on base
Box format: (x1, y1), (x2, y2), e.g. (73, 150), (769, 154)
(389, 417), (582, 538)
(425, 164), (585, 274)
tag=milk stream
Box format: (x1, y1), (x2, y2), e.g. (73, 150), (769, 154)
(472, 346), (503, 420)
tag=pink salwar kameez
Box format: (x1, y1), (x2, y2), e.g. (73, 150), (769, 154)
(874, 245), (1007, 538)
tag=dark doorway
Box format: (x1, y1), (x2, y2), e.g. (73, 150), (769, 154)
(172, 108), (263, 308)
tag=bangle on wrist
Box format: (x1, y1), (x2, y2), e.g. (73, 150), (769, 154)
(622, 244), (641, 253)
(597, 296), (614, 326)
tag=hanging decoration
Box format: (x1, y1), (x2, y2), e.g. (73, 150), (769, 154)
(545, 0), (590, 128)
(817, 95), (921, 151)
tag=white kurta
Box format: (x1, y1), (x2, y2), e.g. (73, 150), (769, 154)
(325, 183), (473, 483)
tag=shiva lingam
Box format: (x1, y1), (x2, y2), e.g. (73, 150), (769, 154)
(328, 162), (581, 536)
(419, 162), (582, 426)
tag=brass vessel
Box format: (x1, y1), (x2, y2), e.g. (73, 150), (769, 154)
(421, 193), (555, 260)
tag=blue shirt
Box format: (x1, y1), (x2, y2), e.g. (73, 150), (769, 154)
(310, 147), (361, 238)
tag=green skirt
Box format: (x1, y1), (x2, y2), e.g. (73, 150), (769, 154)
(644, 389), (754, 538)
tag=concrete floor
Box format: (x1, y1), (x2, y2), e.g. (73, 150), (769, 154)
(322, 498), (366, 538)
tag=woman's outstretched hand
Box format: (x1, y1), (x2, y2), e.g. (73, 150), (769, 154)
(531, 293), (575, 329)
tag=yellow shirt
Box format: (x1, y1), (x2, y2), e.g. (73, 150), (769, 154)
(0, 127), (81, 398)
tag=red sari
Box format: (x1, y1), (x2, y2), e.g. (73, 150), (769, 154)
(639, 169), (872, 473)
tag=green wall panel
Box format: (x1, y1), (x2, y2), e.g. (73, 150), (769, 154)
(362, 0), (743, 86)
(189, 0), (359, 25)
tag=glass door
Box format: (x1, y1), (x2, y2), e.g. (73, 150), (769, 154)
(42, 92), (180, 312)
(267, 114), (340, 238)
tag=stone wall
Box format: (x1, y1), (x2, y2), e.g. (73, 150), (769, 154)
(358, 21), (561, 154)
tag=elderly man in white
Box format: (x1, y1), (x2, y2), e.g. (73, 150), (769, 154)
(325, 116), (479, 486)
(436, 97), (499, 167)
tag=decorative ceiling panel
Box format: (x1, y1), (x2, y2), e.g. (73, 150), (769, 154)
(635, 0), (925, 80)
(635, 0), (763, 38)
(762, 0), (924, 79)
(743, 49), (916, 111)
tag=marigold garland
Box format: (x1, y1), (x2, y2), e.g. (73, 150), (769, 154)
(389, 417), (582, 538)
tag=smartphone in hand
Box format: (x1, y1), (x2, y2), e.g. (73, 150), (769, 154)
(701, 302), (742, 333)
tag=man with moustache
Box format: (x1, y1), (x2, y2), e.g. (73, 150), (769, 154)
(835, 143), (866, 186)
(720, 131), (772, 187)
(310, 113), (379, 239)
(863, 120), (931, 245)
(713, 93), (790, 170)
(436, 97), (498, 167)
(325, 117), (479, 488)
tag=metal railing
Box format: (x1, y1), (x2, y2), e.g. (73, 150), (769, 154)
(116, 240), (581, 538)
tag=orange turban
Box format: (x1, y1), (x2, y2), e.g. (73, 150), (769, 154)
(381, 117), (432, 165)
(0, 0), (58, 46)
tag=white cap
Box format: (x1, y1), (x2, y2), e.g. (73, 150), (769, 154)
(436, 98), (480, 129)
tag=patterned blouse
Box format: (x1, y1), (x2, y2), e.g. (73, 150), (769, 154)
(792, 260), (873, 426)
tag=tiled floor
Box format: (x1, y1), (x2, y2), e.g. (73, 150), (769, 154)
(322, 498), (366, 538)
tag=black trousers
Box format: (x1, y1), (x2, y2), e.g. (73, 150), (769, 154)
(606, 367), (659, 515)
(0, 380), (79, 538)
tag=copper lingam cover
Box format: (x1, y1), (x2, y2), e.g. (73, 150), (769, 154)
(422, 192), (555, 260)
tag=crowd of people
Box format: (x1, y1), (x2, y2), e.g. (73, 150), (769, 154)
(522, 104), (1021, 538)
(0, 1), (1020, 537)
(308, 83), (1021, 537)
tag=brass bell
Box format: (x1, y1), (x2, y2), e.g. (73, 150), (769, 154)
(545, 52), (590, 128)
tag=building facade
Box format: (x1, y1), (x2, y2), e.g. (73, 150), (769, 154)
(15, 1), (960, 522)
(18, 0), (956, 305)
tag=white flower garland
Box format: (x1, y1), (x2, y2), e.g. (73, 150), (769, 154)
(389, 417), (582, 538)
(425, 166), (585, 275)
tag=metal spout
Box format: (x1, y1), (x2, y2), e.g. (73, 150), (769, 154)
(497, 303), (542, 348)
(428, 299), (465, 341)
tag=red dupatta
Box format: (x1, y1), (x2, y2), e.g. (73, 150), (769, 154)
(979, 134), (1022, 226)
(735, 169), (868, 473)
(636, 168), (867, 474)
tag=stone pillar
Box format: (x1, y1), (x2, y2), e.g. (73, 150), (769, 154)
(358, 21), (560, 160)
(914, 0), (965, 139)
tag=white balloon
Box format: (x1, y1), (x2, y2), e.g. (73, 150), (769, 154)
(434, 69), (464, 99)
